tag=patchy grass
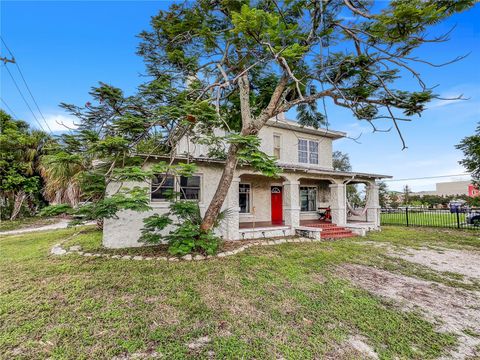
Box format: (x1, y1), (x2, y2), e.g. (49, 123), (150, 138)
(1, 226), (476, 359)
(0, 217), (59, 232)
(365, 226), (480, 250)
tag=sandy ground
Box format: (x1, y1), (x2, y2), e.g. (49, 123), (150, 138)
(391, 247), (480, 281)
(340, 263), (480, 360)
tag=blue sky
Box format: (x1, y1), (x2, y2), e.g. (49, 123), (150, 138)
(1, 1), (479, 192)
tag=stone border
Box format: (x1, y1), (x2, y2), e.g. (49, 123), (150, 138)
(50, 237), (321, 262)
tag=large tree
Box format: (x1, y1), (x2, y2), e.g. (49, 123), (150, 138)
(137, 0), (473, 231)
(457, 122), (480, 186)
(60, 0), (474, 236)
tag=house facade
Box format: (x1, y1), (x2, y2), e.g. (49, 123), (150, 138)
(103, 116), (389, 248)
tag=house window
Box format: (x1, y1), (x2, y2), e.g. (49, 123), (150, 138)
(298, 139), (319, 164)
(273, 134), (281, 159)
(239, 183), (251, 213)
(179, 176), (201, 200)
(151, 174), (201, 201)
(298, 139), (308, 163)
(309, 141), (319, 164)
(151, 175), (175, 200)
(300, 186), (317, 211)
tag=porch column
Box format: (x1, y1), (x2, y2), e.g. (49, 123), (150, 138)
(224, 176), (240, 240)
(366, 183), (380, 227)
(283, 180), (300, 229)
(329, 183), (347, 225)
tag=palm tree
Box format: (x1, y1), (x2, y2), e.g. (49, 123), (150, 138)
(0, 110), (51, 219)
(38, 151), (84, 207)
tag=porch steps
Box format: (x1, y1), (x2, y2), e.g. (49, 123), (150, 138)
(303, 222), (357, 239)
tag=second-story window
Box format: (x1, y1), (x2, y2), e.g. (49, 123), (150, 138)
(273, 134), (281, 159)
(298, 139), (319, 164)
(309, 141), (319, 164)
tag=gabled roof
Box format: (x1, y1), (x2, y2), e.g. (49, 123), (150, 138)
(266, 118), (346, 140)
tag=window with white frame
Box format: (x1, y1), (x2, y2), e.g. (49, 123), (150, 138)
(298, 139), (319, 164)
(239, 183), (251, 213)
(300, 186), (317, 211)
(273, 134), (281, 159)
(151, 174), (201, 201)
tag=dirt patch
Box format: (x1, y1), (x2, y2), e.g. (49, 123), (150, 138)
(324, 336), (378, 360)
(339, 264), (480, 360)
(391, 247), (480, 281)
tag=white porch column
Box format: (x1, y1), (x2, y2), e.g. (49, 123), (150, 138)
(329, 183), (347, 226)
(224, 176), (240, 240)
(366, 183), (381, 227)
(283, 180), (300, 229)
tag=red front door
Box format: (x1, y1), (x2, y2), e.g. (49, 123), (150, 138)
(271, 186), (283, 224)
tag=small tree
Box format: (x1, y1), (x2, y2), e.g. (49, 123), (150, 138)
(457, 122), (480, 186)
(332, 151), (352, 172)
(378, 181), (388, 208)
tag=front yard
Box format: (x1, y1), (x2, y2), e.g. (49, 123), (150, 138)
(1, 226), (479, 359)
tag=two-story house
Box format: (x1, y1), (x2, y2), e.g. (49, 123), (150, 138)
(103, 115), (389, 248)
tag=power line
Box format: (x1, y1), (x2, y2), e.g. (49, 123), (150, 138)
(0, 97), (19, 119)
(2, 63), (47, 133)
(1, 36), (53, 133)
(384, 173), (470, 182)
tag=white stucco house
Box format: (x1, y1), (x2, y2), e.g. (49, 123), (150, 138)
(103, 115), (390, 248)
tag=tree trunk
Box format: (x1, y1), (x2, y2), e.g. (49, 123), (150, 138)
(200, 143), (240, 231)
(10, 191), (26, 220)
(199, 74), (288, 232)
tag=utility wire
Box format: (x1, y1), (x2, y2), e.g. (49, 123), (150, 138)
(1, 36), (53, 133)
(0, 97), (19, 119)
(2, 63), (47, 133)
(384, 173), (470, 182)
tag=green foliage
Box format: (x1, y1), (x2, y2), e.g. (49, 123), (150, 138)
(140, 200), (221, 256)
(457, 122), (480, 186)
(228, 134), (281, 177)
(72, 187), (151, 223)
(38, 204), (73, 217)
(378, 181), (389, 208)
(332, 151), (352, 172)
(0, 110), (50, 219)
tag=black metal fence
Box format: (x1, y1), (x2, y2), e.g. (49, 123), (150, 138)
(381, 207), (480, 230)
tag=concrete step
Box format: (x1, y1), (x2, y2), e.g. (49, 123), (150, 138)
(323, 233), (357, 239)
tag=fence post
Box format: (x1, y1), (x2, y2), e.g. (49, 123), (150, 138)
(406, 206), (409, 227)
(456, 207), (460, 229)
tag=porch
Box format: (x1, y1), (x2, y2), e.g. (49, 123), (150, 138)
(224, 172), (381, 241)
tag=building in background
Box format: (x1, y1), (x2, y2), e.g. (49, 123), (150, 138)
(435, 181), (472, 197)
(468, 184), (480, 197)
(410, 180), (477, 198)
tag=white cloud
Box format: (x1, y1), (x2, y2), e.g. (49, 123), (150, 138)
(43, 114), (78, 133)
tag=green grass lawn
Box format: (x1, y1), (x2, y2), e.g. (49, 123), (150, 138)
(1, 226), (476, 359)
(381, 211), (474, 229)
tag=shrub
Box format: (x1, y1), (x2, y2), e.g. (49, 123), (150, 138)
(38, 204), (72, 217)
(140, 201), (222, 256)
